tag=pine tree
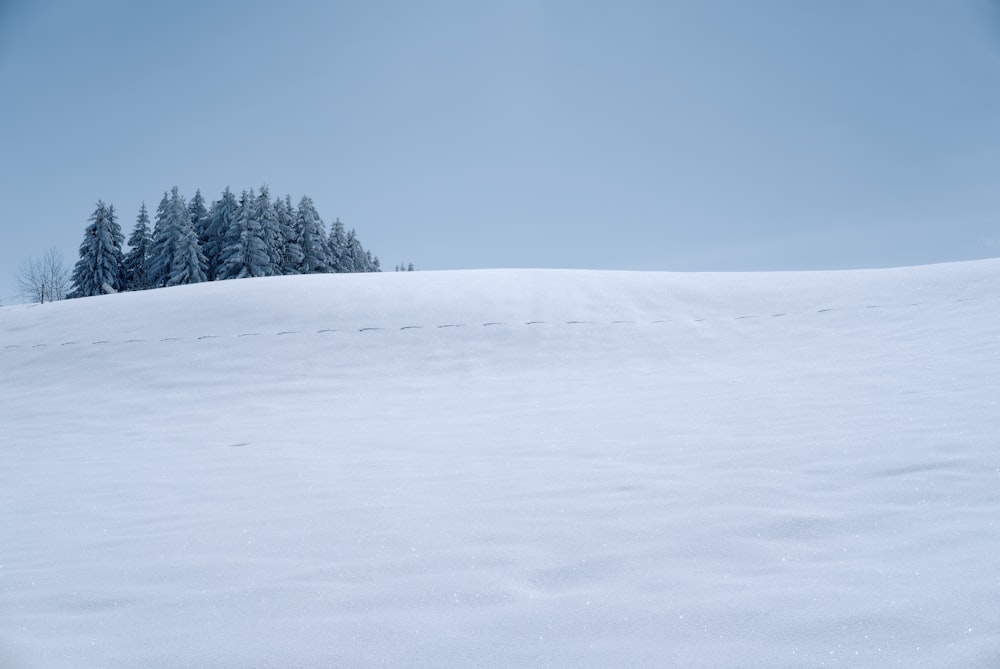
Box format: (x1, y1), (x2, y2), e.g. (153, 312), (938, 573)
(146, 191), (171, 287)
(256, 186), (282, 276)
(167, 224), (208, 286)
(147, 188), (190, 288)
(188, 189), (208, 237)
(216, 189), (271, 280)
(144, 186), (210, 288)
(70, 201), (126, 297)
(327, 217), (349, 273)
(344, 228), (369, 273)
(297, 195), (329, 273)
(202, 187), (238, 280)
(124, 202), (153, 290)
(276, 195), (303, 274)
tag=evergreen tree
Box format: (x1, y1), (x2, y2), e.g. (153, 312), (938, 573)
(256, 186), (282, 276)
(147, 191), (171, 287)
(202, 187), (238, 280)
(216, 189), (271, 280)
(275, 195), (303, 274)
(144, 186), (210, 288)
(343, 228), (369, 273)
(297, 195), (329, 273)
(124, 202), (153, 290)
(71, 182), (385, 284)
(70, 201), (126, 297)
(167, 224), (208, 286)
(188, 189), (208, 237)
(147, 188), (190, 288)
(327, 217), (350, 273)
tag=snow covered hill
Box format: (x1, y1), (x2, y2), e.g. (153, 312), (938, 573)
(2, 262), (999, 668)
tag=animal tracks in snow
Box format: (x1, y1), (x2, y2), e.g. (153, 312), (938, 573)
(1, 296), (982, 353)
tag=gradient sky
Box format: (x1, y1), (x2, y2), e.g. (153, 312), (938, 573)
(1, 0), (998, 303)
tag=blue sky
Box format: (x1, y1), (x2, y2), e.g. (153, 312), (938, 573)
(1, 0), (998, 302)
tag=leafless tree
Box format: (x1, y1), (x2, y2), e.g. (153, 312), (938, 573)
(16, 247), (71, 304)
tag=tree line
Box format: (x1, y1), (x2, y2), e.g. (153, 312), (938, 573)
(68, 185), (383, 299)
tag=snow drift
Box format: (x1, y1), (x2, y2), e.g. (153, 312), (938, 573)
(2, 261), (999, 668)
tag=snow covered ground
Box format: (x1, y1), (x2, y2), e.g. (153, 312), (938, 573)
(2, 262), (998, 668)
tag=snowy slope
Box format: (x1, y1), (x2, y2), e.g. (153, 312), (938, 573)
(2, 262), (999, 669)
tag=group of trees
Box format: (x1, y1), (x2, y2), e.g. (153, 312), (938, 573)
(68, 186), (382, 298)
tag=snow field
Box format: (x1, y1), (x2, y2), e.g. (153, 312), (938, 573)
(1, 263), (999, 668)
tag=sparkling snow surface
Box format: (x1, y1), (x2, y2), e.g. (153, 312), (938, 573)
(2, 263), (999, 668)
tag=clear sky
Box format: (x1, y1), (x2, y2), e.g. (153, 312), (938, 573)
(1, 0), (998, 303)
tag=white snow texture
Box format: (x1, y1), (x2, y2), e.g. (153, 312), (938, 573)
(1, 261), (998, 668)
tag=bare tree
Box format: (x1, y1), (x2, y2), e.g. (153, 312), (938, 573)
(16, 247), (71, 304)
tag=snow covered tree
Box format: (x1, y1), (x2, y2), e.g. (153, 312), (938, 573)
(167, 224), (208, 286)
(256, 186), (282, 276)
(146, 192), (170, 287)
(188, 189), (208, 237)
(145, 187), (208, 288)
(327, 217), (350, 273)
(202, 187), (238, 280)
(69, 182), (385, 284)
(325, 221), (377, 273)
(147, 188), (191, 288)
(276, 194), (303, 274)
(297, 195), (328, 273)
(342, 228), (371, 273)
(124, 202), (153, 290)
(146, 191), (170, 288)
(70, 201), (126, 297)
(216, 189), (271, 280)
